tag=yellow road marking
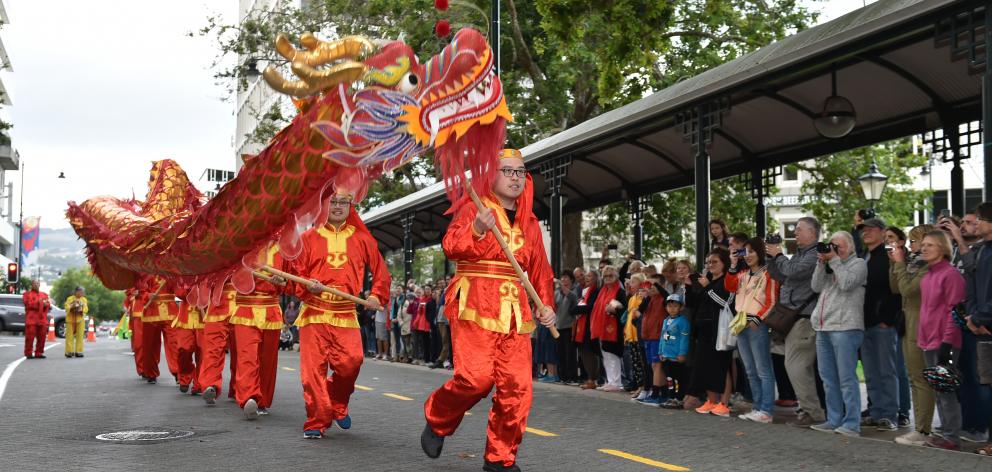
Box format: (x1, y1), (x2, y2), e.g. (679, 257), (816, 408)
(281, 367), (296, 371)
(383, 393), (413, 401)
(599, 449), (689, 471)
(524, 427), (558, 437)
(354, 384), (374, 391)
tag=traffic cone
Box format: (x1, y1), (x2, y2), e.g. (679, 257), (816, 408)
(47, 317), (56, 341)
(86, 317), (96, 342)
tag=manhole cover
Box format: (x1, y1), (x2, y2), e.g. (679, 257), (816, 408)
(96, 430), (194, 442)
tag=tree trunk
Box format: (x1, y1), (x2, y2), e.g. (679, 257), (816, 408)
(562, 212), (585, 271)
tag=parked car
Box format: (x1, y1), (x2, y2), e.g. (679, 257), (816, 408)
(0, 293), (68, 338)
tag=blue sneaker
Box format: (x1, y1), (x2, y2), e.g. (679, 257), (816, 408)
(538, 376), (560, 383)
(303, 429), (323, 439)
(638, 395), (665, 406)
(335, 415), (352, 430)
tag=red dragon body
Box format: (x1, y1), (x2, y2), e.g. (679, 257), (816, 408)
(67, 29), (511, 307)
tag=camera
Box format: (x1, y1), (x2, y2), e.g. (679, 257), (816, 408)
(764, 233), (783, 245)
(858, 208), (876, 220)
(816, 242), (837, 254)
(940, 209), (951, 220)
(734, 248), (746, 257)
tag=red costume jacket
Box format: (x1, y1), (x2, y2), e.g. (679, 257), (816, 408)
(23, 289), (51, 325)
(290, 218), (390, 329)
(140, 276), (178, 323)
(230, 243), (285, 330)
(442, 195), (555, 334)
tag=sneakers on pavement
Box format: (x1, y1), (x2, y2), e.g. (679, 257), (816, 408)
(303, 429), (323, 439)
(335, 415), (351, 430)
(960, 430), (989, 443)
(835, 426), (860, 438)
(810, 422), (838, 433)
(632, 390), (649, 402)
(897, 414), (912, 429)
(710, 403), (731, 417)
(750, 411), (773, 424)
(925, 435), (961, 450)
(538, 376), (560, 383)
(738, 410), (759, 422)
(894, 430), (928, 446)
(876, 418), (898, 432)
(789, 411), (821, 428)
(660, 398), (683, 409)
(638, 395), (664, 406)
(695, 401), (716, 414)
(860, 417), (879, 427)
(244, 398), (259, 420)
(257, 408), (269, 416)
(600, 385), (624, 392)
(203, 386), (217, 405)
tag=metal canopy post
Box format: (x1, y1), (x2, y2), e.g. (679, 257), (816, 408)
(401, 212), (416, 284)
(629, 195), (647, 261)
(678, 99), (729, 270)
(540, 156), (572, 275)
(948, 123), (966, 216)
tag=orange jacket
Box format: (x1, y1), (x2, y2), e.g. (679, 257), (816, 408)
(231, 243), (286, 330)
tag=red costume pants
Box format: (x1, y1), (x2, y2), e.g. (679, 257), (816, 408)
(141, 321), (169, 380)
(164, 324), (180, 379)
(233, 325), (280, 409)
(200, 321), (238, 398)
(23, 323), (46, 357)
(299, 324), (363, 432)
(131, 317), (145, 377)
(173, 327), (204, 391)
(424, 318), (533, 467)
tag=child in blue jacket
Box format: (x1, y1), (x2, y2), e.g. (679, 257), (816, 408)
(658, 294), (691, 408)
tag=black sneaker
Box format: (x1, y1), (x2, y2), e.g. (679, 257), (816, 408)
(65, 354), (73, 358)
(483, 461), (521, 472)
(25, 355), (33, 359)
(35, 355), (46, 359)
(75, 353), (84, 358)
(898, 414), (911, 429)
(179, 384), (189, 393)
(421, 424), (444, 458)
(147, 378), (157, 384)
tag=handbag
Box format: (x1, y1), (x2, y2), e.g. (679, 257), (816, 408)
(729, 310), (749, 336)
(714, 292), (737, 351)
(764, 294), (817, 338)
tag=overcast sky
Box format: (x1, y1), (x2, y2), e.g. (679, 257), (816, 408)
(2, 0), (868, 229)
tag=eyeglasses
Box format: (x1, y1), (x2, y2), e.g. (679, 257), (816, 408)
(498, 167), (528, 179)
(328, 199), (352, 207)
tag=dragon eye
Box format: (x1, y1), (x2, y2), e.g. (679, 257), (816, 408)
(398, 72), (419, 93)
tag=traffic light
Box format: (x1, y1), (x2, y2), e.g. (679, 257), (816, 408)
(6, 262), (17, 283)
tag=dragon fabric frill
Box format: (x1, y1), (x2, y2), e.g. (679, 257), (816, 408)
(67, 28), (512, 308)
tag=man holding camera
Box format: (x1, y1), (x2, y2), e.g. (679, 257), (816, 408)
(859, 217), (903, 431)
(767, 217), (826, 426)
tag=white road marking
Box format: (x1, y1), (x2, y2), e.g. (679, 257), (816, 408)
(0, 344), (15, 348)
(0, 343), (61, 404)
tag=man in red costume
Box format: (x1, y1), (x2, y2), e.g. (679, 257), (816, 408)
(140, 276), (180, 384)
(230, 243), (286, 420)
(421, 149), (556, 472)
(172, 286), (205, 394)
(200, 283), (239, 405)
(291, 189), (390, 439)
(22, 280), (51, 359)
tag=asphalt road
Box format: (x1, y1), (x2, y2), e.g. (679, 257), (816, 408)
(0, 334), (988, 472)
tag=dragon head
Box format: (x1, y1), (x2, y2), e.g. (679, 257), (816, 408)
(263, 28), (511, 199)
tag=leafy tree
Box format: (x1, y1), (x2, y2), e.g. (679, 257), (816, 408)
(0, 276), (34, 294)
(200, 0), (819, 267)
(792, 138), (930, 235)
(51, 267), (125, 322)
(582, 175), (778, 261)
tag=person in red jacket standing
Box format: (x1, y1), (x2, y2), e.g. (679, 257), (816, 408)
(22, 280), (51, 359)
(421, 149), (556, 472)
(290, 189), (390, 439)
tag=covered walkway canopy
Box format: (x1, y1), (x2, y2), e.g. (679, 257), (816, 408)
(363, 0), (992, 278)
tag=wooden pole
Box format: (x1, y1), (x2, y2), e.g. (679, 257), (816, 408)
(464, 183), (559, 338)
(140, 280), (167, 312)
(253, 270), (286, 287)
(260, 265), (375, 308)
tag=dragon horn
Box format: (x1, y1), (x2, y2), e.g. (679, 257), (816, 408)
(290, 61), (368, 90)
(262, 65), (319, 98)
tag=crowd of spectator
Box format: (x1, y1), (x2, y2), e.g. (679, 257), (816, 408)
(276, 203), (992, 455)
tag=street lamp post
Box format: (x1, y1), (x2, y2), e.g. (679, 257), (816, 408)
(858, 159), (888, 211)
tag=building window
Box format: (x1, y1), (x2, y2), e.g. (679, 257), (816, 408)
(783, 166), (799, 181)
